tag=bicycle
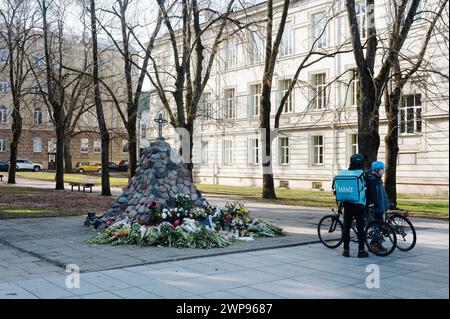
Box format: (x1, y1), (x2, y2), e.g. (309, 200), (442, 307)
(385, 212), (416, 251)
(317, 204), (398, 257)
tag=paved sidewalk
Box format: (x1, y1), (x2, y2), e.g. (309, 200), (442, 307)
(0, 225), (447, 299)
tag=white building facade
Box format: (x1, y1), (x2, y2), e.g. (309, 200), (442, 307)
(142, 0), (449, 195)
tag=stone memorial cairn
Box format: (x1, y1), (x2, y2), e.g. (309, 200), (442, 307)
(93, 115), (208, 229)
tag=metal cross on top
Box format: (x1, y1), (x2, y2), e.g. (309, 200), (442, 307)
(154, 113), (167, 139)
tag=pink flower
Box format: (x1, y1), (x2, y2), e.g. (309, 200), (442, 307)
(173, 219), (181, 226)
(149, 201), (157, 208)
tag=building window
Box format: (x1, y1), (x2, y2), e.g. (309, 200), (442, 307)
(223, 140), (233, 165)
(355, 0), (366, 38)
(312, 135), (324, 165)
(280, 22), (293, 56)
(122, 140), (128, 153)
(200, 92), (213, 119)
(250, 138), (259, 165)
(349, 133), (358, 156)
(281, 79), (293, 113)
(0, 138), (6, 152)
(224, 88), (236, 119)
(313, 11), (327, 48)
(81, 138), (89, 153)
(201, 140), (209, 164)
(140, 124), (147, 139)
(279, 137), (289, 165)
(0, 49), (8, 64)
(350, 69), (360, 106)
(0, 105), (7, 124)
(33, 107), (43, 125)
(32, 83), (40, 94)
(48, 138), (56, 153)
(93, 139), (101, 153)
(249, 31), (263, 63)
(33, 137), (42, 153)
(0, 80), (9, 93)
(400, 94), (422, 134)
(225, 37), (237, 69)
(312, 73), (327, 110)
(250, 84), (261, 117)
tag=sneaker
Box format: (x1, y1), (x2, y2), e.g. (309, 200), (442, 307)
(343, 249), (350, 257)
(358, 250), (369, 258)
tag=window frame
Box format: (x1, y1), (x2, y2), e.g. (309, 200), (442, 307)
(93, 139), (101, 153)
(280, 79), (294, 113)
(33, 107), (43, 125)
(280, 21), (294, 56)
(279, 136), (290, 166)
(201, 140), (209, 164)
(122, 140), (129, 154)
(250, 83), (262, 117)
(249, 138), (259, 165)
(311, 135), (324, 166)
(80, 138), (89, 154)
(224, 88), (236, 119)
(399, 93), (423, 135)
(223, 139), (233, 166)
(0, 138), (6, 152)
(311, 72), (327, 110)
(33, 137), (43, 153)
(312, 11), (328, 49)
(0, 105), (7, 124)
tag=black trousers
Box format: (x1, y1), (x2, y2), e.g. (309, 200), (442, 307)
(342, 203), (366, 251)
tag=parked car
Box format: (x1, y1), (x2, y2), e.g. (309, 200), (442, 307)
(75, 161), (101, 173)
(108, 162), (120, 171)
(16, 159), (43, 172)
(118, 160), (129, 172)
(0, 160), (9, 172)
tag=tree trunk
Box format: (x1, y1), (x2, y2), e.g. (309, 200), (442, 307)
(260, 89), (277, 200)
(7, 105), (22, 184)
(384, 90), (401, 208)
(127, 122), (137, 179)
(90, 0), (111, 196)
(358, 95), (380, 169)
(55, 121), (65, 190)
(64, 137), (72, 173)
(186, 124), (194, 182)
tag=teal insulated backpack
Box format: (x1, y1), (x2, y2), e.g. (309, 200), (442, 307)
(333, 169), (366, 205)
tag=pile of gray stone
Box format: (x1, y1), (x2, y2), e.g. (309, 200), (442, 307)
(98, 138), (208, 226)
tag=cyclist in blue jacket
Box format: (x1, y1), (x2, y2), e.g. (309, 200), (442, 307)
(366, 161), (393, 251)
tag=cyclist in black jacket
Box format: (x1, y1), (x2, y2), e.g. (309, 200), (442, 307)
(342, 154), (369, 258)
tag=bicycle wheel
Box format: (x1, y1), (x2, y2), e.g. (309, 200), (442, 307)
(365, 221), (397, 257)
(317, 215), (343, 249)
(388, 214), (416, 251)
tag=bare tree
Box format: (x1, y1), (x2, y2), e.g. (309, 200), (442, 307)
(259, 0), (350, 199)
(89, 0), (111, 196)
(0, 0), (38, 184)
(96, 0), (162, 179)
(384, 0), (448, 207)
(146, 0), (239, 180)
(345, 0), (421, 167)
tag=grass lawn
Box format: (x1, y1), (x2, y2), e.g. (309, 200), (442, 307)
(0, 185), (115, 219)
(8, 172), (448, 219)
(16, 171), (129, 188)
(196, 184), (449, 219)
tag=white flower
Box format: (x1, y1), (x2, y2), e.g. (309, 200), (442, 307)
(174, 208), (178, 212)
(162, 208), (168, 213)
(177, 213), (180, 217)
(161, 212), (167, 219)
